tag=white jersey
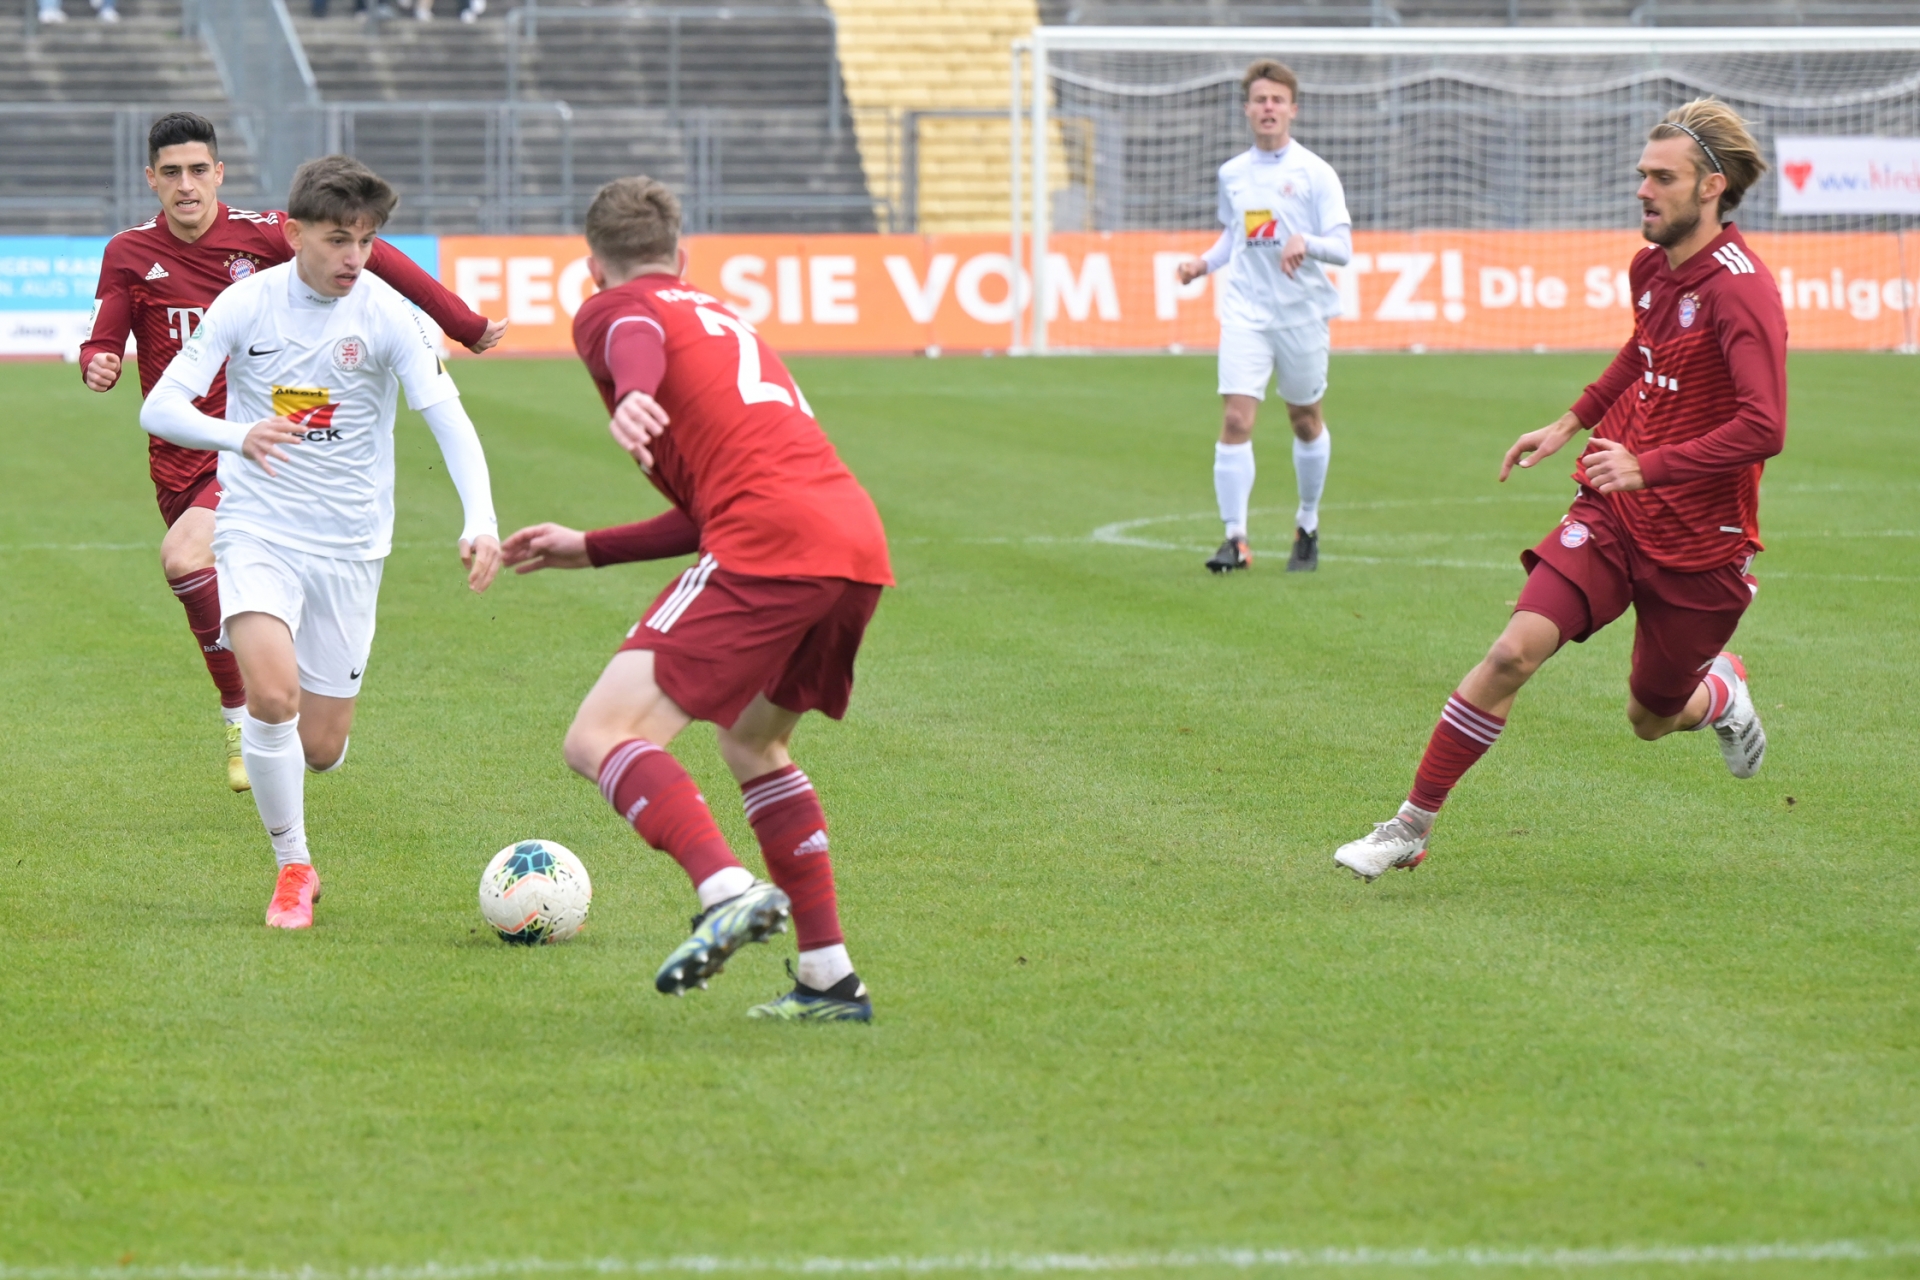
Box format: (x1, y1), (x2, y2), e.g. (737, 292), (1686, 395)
(163, 262), (460, 561)
(1215, 142), (1350, 330)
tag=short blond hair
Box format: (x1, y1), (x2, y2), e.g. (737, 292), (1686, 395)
(584, 176), (681, 269)
(1649, 98), (1768, 213)
(1241, 59), (1299, 103)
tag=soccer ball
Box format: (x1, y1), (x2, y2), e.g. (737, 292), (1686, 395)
(479, 839), (592, 945)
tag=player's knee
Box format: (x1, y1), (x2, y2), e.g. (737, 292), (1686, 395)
(158, 536), (211, 580)
(1221, 407), (1255, 443)
(1484, 635), (1542, 684)
(247, 688), (300, 724)
(561, 722), (607, 782)
(305, 736), (348, 772)
(1625, 698), (1673, 741)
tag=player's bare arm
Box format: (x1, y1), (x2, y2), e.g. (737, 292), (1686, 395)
(1500, 411), (1587, 481)
(502, 523), (592, 573)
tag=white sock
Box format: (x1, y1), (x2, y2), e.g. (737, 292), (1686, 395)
(222, 704), (245, 727)
(1214, 440), (1255, 540)
(696, 865), (756, 910)
(309, 736), (349, 774)
(243, 713), (310, 867)
(1293, 427), (1331, 534)
(1397, 799), (1438, 837)
(798, 943), (855, 992)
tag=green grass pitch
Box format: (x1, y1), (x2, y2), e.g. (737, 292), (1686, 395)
(0, 350), (1915, 1278)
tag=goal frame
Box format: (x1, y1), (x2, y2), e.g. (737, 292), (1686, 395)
(1015, 24), (1920, 353)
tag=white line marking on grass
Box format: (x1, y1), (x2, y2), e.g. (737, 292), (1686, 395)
(1, 542), (156, 552)
(5, 1242), (1917, 1277)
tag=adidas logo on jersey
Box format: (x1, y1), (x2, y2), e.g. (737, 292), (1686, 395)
(1637, 291), (1651, 309)
(1712, 244), (1757, 275)
(145, 262), (170, 281)
(792, 829), (830, 857)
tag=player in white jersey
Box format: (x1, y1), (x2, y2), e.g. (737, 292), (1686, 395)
(140, 156), (501, 930)
(1178, 60), (1352, 574)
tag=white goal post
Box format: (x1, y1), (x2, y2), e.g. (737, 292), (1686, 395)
(1015, 25), (1920, 353)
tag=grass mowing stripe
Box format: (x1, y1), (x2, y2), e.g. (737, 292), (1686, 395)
(6, 1242), (1920, 1276)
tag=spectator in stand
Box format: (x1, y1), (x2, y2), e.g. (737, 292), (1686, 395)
(309, 0), (485, 19)
(39, 0), (119, 24)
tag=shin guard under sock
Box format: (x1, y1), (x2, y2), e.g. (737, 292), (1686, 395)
(170, 568), (246, 710)
(597, 739), (742, 890)
(741, 765), (843, 951)
(1408, 692), (1507, 815)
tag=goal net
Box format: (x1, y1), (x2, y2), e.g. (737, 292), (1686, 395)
(1016, 27), (1920, 352)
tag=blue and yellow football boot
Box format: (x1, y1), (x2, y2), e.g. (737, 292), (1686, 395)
(654, 880), (791, 995)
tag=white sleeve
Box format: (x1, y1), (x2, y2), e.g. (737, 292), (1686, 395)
(1315, 162), (1352, 234)
(139, 290), (248, 451)
(384, 295), (460, 413)
(142, 377), (251, 453)
(1216, 170), (1232, 229)
(1302, 225), (1353, 267)
(1200, 226), (1234, 274)
(420, 396), (498, 545)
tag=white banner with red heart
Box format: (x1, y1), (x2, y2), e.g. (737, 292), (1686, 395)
(1776, 135), (1920, 214)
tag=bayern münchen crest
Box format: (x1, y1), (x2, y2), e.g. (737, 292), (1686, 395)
(1678, 294), (1698, 328)
(228, 256), (255, 281)
(1559, 520), (1590, 549)
(332, 336), (366, 371)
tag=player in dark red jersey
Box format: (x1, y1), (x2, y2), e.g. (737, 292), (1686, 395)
(1334, 99), (1781, 881)
(501, 177), (891, 1021)
(80, 112), (503, 792)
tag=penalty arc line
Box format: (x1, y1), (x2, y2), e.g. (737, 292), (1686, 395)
(5, 1242), (1920, 1277)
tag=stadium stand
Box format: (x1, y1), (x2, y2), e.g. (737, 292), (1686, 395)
(1044, 0), (1920, 24)
(2, 0), (261, 233)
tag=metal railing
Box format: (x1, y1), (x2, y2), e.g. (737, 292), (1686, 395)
(0, 102), (247, 230)
(182, 0), (323, 203)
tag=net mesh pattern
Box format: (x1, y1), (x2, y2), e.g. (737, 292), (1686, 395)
(1046, 47), (1920, 231)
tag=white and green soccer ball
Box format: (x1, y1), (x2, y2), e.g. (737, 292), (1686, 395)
(479, 839), (592, 945)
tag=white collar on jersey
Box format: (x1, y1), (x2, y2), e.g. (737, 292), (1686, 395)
(289, 269), (344, 310)
(1248, 141), (1292, 164)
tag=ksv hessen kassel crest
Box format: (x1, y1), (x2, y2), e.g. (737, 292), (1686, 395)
(1559, 521), (1590, 549)
(1678, 294), (1699, 328)
(332, 336), (366, 371)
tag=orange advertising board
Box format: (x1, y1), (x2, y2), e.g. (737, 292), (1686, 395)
(438, 230), (1920, 356)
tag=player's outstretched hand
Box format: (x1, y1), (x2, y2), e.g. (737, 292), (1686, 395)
(461, 534), (502, 592)
(501, 522), (592, 574)
(84, 352), (122, 392)
(1500, 411), (1585, 482)
(1582, 438), (1645, 494)
(242, 415), (306, 478)
(468, 318), (509, 353)
(609, 391), (670, 472)
(1174, 256), (1209, 285)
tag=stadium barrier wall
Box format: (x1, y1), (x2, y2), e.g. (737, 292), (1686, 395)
(439, 231), (1920, 355)
(5, 232), (1914, 357)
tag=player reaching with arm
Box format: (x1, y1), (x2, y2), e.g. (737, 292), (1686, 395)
(81, 112), (505, 794)
(1177, 60), (1351, 574)
(1333, 100), (1780, 882)
(501, 176), (892, 1022)
(139, 156), (501, 929)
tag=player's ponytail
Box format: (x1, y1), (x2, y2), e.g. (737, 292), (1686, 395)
(1649, 99), (1767, 214)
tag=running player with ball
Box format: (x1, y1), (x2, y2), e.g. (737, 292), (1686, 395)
(1334, 100), (1780, 881)
(502, 176), (891, 1023)
(140, 156), (502, 928)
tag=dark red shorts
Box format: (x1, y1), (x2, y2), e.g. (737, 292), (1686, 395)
(618, 555), (884, 729)
(155, 471), (222, 528)
(1518, 494), (1756, 718)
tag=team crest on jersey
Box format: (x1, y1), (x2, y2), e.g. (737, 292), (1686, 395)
(1559, 520), (1591, 549)
(1677, 293), (1699, 328)
(1243, 208), (1279, 240)
(332, 336), (367, 371)
(227, 255), (256, 282)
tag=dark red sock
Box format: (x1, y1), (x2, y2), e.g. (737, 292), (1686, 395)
(1408, 691), (1507, 814)
(598, 740), (743, 889)
(741, 765), (842, 951)
(170, 568), (246, 709)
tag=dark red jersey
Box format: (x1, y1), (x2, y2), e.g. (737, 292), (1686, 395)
(573, 275), (891, 586)
(1568, 224), (1788, 573)
(82, 203), (488, 494)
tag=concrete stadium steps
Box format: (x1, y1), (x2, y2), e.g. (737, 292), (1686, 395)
(829, 0), (1064, 232)
(1046, 0), (1920, 22)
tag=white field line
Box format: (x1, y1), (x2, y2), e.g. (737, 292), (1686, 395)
(3, 1242), (1918, 1277)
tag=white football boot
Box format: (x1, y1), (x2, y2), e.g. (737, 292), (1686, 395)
(1334, 808), (1432, 882)
(1708, 652), (1766, 779)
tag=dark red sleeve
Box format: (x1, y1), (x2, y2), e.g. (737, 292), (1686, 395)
(79, 245), (133, 379)
(1570, 335), (1642, 428)
(366, 238), (489, 349)
(1638, 282), (1788, 487)
(585, 505), (700, 566)
(605, 313), (668, 400)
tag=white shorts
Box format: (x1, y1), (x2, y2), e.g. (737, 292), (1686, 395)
(1217, 320), (1331, 405)
(215, 529), (384, 699)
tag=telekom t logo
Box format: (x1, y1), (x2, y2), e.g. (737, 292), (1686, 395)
(166, 306), (205, 341)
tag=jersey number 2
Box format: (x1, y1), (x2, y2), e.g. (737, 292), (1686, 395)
(696, 306), (799, 409)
